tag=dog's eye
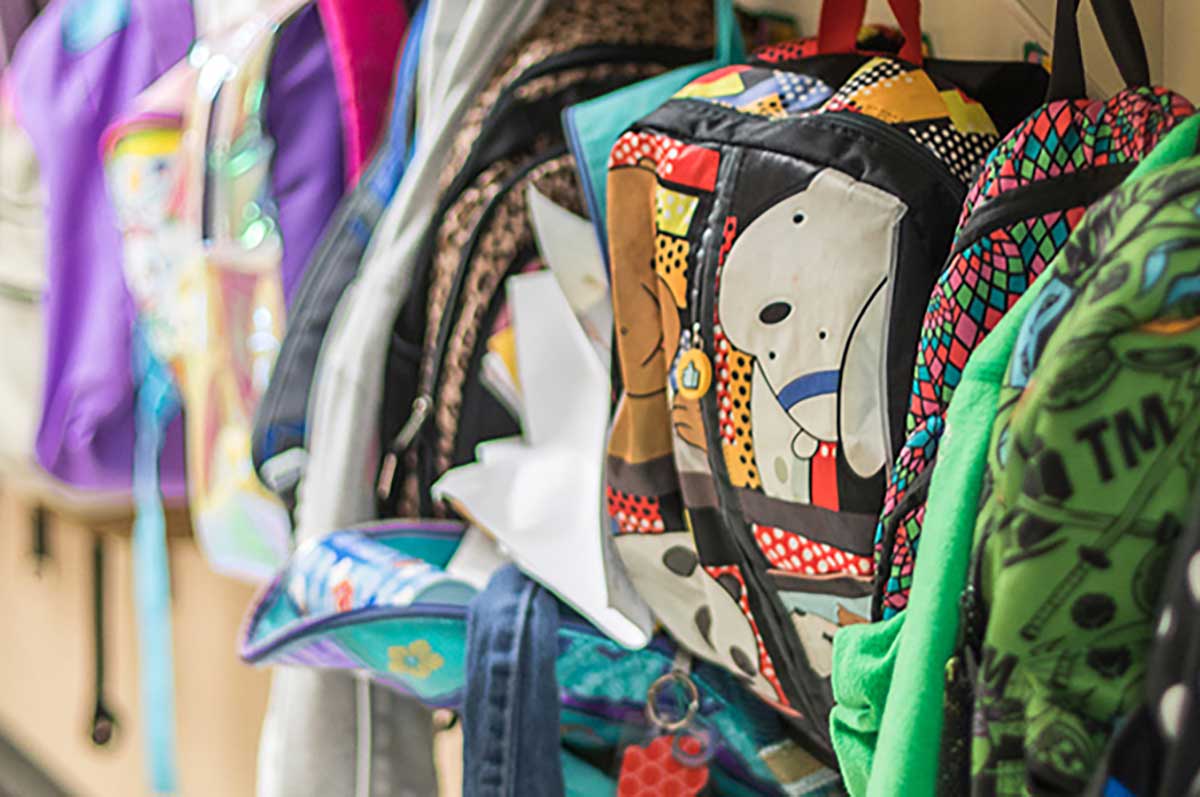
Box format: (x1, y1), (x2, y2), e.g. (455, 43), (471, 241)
(759, 301), (792, 325)
(792, 211), (805, 224)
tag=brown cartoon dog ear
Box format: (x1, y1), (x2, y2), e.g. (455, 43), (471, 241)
(607, 163), (673, 464)
(672, 390), (706, 452)
(609, 163), (662, 398)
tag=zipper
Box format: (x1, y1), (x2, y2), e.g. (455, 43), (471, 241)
(820, 111), (964, 197)
(951, 163), (1136, 257)
(668, 99), (964, 200)
(376, 394), (431, 500)
(693, 147), (835, 758)
(674, 107), (964, 760)
(378, 44), (706, 504)
(380, 149), (567, 505)
(417, 152), (567, 502)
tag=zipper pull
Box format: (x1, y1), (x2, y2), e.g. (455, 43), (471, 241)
(376, 395), (432, 501)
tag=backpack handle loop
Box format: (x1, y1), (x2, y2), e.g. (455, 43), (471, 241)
(713, 0), (743, 64)
(817, 0), (924, 66)
(1047, 0), (1151, 101)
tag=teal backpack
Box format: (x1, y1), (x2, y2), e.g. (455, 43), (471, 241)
(239, 522), (845, 795)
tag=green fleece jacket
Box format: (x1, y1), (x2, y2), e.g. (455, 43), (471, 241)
(828, 115), (1200, 797)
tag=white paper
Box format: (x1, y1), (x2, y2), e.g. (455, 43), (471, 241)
(433, 272), (652, 648)
(526, 184), (612, 366)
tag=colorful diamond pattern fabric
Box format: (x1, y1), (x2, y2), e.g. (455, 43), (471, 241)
(873, 86), (1195, 615)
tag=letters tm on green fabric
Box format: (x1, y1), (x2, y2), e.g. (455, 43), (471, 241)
(969, 152), (1200, 797)
(829, 114), (1200, 797)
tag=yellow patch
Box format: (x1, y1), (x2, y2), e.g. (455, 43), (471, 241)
(676, 72), (745, 99)
(655, 187), (699, 237)
(940, 89), (998, 135)
(485, 326), (520, 392)
(846, 63), (944, 124)
(676, 348), (712, 400)
(111, 126), (182, 159)
(654, 233), (690, 309)
(743, 93), (787, 118)
(723, 347), (761, 489)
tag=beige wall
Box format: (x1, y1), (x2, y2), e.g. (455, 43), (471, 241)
(0, 489), (270, 797)
(738, 0), (1199, 99)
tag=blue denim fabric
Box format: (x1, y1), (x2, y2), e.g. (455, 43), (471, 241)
(464, 565), (565, 797)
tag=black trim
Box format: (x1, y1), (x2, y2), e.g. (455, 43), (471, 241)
(952, 163), (1136, 257)
(1048, 0), (1151, 102)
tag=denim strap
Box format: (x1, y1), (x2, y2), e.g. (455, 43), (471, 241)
(464, 565), (564, 797)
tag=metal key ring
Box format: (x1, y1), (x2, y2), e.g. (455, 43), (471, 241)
(645, 669), (700, 733)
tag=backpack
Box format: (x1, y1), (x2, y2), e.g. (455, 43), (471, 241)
(8, 0), (195, 493)
(949, 131), (1200, 797)
(102, 7), (342, 789)
(601, 0), (1048, 761)
(240, 521), (802, 796)
(104, 1), (353, 581)
(872, 0), (1195, 620)
(252, 1), (428, 501)
(376, 0), (720, 517)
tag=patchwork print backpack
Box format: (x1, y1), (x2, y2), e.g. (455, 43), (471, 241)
(602, 0), (1047, 761)
(376, 0), (719, 516)
(872, 0), (1195, 619)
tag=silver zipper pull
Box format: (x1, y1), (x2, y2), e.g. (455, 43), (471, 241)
(376, 395), (432, 501)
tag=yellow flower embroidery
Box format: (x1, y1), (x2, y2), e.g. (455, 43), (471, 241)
(387, 639), (444, 680)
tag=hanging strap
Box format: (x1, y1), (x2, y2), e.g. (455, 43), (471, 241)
(713, 0), (741, 65)
(131, 322), (182, 796)
(817, 0), (923, 66)
(1047, 0), (1151, 101)
(127, 7), (306, 793)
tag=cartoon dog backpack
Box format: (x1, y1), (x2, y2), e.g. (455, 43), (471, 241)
(871, 0), (1195, 620)
(602, 0), (1049, 760)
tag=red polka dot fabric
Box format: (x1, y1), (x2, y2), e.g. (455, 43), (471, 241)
(607, 485), (666, 534)
(753, 524), (873, 577)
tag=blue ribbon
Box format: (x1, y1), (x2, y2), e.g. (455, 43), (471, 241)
(131, 321), (181, 795)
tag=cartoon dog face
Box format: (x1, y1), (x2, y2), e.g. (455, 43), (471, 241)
(614, 530), (776, 701)
(718, 168), (906, 502)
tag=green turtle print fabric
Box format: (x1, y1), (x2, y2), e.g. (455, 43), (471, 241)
(960, 155), (1200, 796)
(872, 84), (1195, 620)
(603, 21), (1046, 759)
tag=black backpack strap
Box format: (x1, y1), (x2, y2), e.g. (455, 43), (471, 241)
(1048, 0), (1151, 102)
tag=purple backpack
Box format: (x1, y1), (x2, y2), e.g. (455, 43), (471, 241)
(8, 0), (344, 493)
